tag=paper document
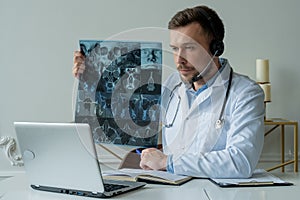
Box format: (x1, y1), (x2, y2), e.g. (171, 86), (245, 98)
(210, 169), (293, 187)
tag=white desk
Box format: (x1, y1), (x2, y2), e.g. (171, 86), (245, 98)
(1, 171), (299, 200)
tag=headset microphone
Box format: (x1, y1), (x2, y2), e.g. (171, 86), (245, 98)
(190, 50), (218, 83)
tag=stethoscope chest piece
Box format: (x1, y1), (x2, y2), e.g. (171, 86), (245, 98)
(215, 119), (224, 129)
(214, 68), (233, 130)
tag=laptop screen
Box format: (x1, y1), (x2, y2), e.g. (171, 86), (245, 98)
(14, 122), (105, 192)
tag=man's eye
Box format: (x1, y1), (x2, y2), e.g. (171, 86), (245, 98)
(185, 46), (195, 50)
(171, 47), (179, 52)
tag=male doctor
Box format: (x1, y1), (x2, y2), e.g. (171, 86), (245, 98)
(138, 5), (265, 178)
(73, 5), (265, 178)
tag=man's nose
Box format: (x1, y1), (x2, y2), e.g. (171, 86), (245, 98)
(175, 50), (187, 65)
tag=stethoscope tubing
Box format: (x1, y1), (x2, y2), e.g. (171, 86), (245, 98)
(163, 67), (233, 129)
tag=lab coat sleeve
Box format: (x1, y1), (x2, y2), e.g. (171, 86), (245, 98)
(171, 80), (265, 178)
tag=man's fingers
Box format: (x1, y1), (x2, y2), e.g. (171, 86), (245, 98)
(74, 63), (85, 70)
(73, 50), (84, 58)
(73, 56), (84, 64)
(141, 148), (157, 158)
(73, 51), (85, 64)
(139, 148), (167, 171)
(72, 54), (86, 78)
(72, 50), (86, 78)
(140, 158), (152, 170)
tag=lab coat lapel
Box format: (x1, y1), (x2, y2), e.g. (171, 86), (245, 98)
(179, 85), (213, 119)
(189, 88), (212, 114)
(178, 85), (211, 116)
(178, 83), (190, 118)
(188, 65), (232, 116)
(163, 63), (233, 157)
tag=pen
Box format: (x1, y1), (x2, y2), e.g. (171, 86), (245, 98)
(135, 149), (142, 156)
(237, 181), (274, 186)
(203, 188), (211, 200)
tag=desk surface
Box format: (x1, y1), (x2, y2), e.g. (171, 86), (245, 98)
(0, 171), (299, 200)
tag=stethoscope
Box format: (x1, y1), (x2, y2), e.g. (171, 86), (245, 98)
(163, 67), (233, 129)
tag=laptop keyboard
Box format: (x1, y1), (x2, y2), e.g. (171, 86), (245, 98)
(104, 183), (129, 192)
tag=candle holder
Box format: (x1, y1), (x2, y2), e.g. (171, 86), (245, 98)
(257, 82), (271, 122)
(264, 101), (272, 122)
(257, 81), (271, 122)
(256, 58), (271, 122)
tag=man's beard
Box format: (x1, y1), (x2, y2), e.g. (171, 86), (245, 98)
(177, 64), (199, 83)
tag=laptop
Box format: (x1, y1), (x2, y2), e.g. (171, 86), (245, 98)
(14, 122), (146, 198)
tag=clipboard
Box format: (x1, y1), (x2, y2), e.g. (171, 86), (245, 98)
(209, 169), (293, 187)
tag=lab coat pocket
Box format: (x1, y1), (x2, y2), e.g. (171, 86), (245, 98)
(190, 112), (223, 153)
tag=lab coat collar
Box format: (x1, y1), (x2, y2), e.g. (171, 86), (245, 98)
(179, 59), (232, 115)
(206, 58), (232, 88)
(182, 58), (232, 90)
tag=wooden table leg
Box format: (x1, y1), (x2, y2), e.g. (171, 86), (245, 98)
(294, 123), (298, 172)
(281, 125), (285, 172)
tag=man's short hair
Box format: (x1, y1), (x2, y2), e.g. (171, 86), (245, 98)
(168, 5), (225, 41)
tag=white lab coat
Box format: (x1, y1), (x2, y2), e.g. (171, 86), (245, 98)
(161, 60), (265, 178)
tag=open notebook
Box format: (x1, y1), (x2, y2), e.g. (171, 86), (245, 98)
(103, 168), (192, 185)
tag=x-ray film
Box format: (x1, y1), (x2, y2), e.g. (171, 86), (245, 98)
(75, 40), (162, 147)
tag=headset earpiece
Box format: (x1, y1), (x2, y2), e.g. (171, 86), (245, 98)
(210, 39), (224, 57)
(197, 7), (224, 56)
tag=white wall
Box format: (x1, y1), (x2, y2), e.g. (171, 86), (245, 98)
(1, 0), (299, 172)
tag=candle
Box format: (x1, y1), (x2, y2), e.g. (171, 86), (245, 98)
(256, 59), (269, 83)
(259, 83), (271, 102)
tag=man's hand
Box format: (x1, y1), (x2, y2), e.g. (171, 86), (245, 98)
(72, 51), (86, 78)
(140, 148), (167, 171)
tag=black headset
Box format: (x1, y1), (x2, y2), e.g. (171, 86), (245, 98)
(197, 7), (224, 57)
